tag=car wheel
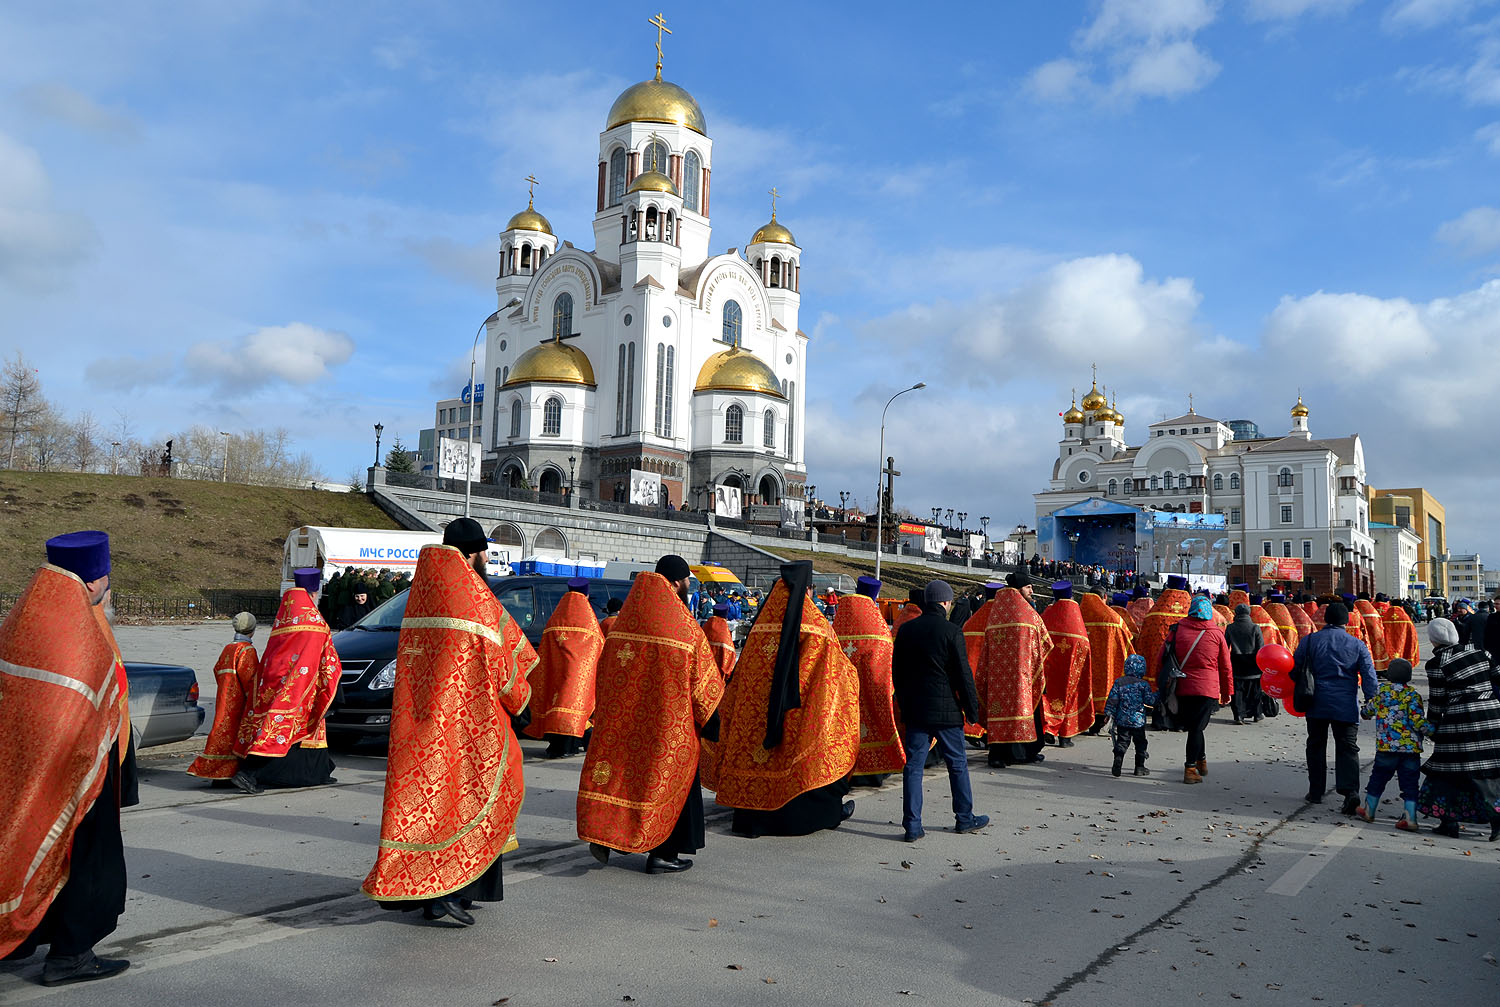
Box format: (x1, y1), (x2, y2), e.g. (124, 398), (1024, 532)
(326, 731), (363, 752)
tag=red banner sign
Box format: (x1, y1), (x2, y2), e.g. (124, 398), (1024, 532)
(1258, 557), (1304, 582)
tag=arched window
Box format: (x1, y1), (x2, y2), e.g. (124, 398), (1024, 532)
(1163, 471), (1174, 489)
(626, 342), (635, 431)
(644, 139), (668, 175)
(500, 244), (510, 277)
(509, 398), (522, 438)
(608, 148), (626, 206)
(543, 397), (562, 437)
(1213, 473), (1223, 490)
(520, 243), (532, 271)
(535, 527), (567, 552)
(785, 379), (795, 457)
(653, 342), (670, 436)
(1179, 473), (1188, 489)
(758, 474), (779, 505)
(763, 409), (775, 447)
(1107, 478), (1118, 496)
(538, 470), (562, 496)
(552, 293), (573, 339)
(722, 300), (742, 346)
(645, 205), (658, 241)
(683, 150), (701, 211)
(1278, 467), (1294, 488)
(1230, 472), (1241, 490)
(770, 256), (781, 288)
(665, 211), (675, 245)
(493, 368), (502, 442)
(663, 345), (674, 437)
(489, 523), (525, 553)
(1150, 475), (1159, 490)
(616, 345), (626, 436)
(725, 404), (743, 444)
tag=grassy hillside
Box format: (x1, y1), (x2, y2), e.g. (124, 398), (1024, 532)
(0, 471), (400, 596)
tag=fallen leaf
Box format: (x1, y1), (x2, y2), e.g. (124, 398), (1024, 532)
(763, 978), (777, 984)
(708, 918), (719, 928)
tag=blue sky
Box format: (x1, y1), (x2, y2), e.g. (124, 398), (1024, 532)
(3, 1), (1498, 562)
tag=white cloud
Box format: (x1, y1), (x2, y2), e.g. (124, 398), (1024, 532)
(1478, 121), (1500, 155)
(1382, 0), (1486, 31)
(20, 82), (139, 138)
(184, 323), (354, 389)
(1436, 205), (1500, 253)
(1245, 0), (1363, 21)
(1400, 33), (1500, 105)
(1029, 0), (1222, 104)
(0, 131), (93, 290)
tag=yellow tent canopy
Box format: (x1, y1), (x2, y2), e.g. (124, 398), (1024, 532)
(690, 564), (743, 585)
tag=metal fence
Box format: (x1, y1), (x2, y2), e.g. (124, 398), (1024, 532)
(0, 588), (281, 622)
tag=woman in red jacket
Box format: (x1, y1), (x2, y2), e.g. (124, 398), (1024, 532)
(1161, 595), (1233, 784)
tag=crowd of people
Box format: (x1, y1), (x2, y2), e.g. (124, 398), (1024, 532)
(6, 527), (1500, 987)
(319, 567), (411, 629)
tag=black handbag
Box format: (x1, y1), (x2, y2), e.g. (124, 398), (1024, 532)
(1259, 692), (1281, 718)
(1290, 654), (1316, 713)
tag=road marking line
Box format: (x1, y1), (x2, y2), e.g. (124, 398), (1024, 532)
(1267, 824), (1356, 897)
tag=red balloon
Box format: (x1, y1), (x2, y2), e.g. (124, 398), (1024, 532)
(1256, 643), (1294, 675)
(1282, 692), (1305, 718)
(1261, 667), (1292, 700)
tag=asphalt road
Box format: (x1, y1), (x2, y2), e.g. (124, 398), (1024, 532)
(3, 623), (1496, 1006)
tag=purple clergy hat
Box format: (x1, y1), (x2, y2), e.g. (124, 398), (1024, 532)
(1166, 575), (1190, 591)
(293, 567), (322, 593)
(566, 577), (590, 595)
(1051, 580), (1073, 600)
(46, 530), (111, 583)
(855, 575), (881, 599)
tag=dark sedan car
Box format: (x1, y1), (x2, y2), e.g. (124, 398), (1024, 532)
(125, 662), (207, 748)
(325, 575), (634, 745)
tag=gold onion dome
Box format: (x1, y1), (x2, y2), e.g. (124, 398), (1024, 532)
(504, 340), (596, 388)
(505, 201), (553, 235)
(627, 169), (679, 195)
(1063, 395), (1086, 424)
(694, 347), (785, 397)
(607, 77), (708, 135)
(1080, 382), (1107, 412)
(1291, 395), (1309, 418)
(1109, 395), (1124, 425)
(751, 216), (796, 246)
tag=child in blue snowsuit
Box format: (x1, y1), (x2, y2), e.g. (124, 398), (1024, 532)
(1103, 654), (1158, 778)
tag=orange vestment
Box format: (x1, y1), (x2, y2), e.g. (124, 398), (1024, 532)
(523, 591), (604, 740)
(1041, 598), (1093, 739)
(1288, 604), (1315, 642)
(1080, 594), (1132, 717)
(957, 599), (997, 739)
(1110, 604), (1138, 643)
(1264, 603), (1300, 653)
(975, 589), (1052, 743)
(1355, 600), (1391, 671)
(1250, 605), (1284, 650)
(599, 615), (618, 638)
(238, 589), (340, 757)
(832, 593), (904, 776)
(1227, 590), (1250, 611)
(1212, 604), (1232, 629)
(893, 603), (923, 632)
(1138, 589), (1191, 683)
(1125, 598), (1151, 635)
(188, 640), (260, 779)
(0, 566), (121, 956)
(577, 573), (723, 854)
(363, 545), (535, 901)
(1381, 606), (1420, 665)
(705, 615), (737, 679)
(713, 581), (859, 810)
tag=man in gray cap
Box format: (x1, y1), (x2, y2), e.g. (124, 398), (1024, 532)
(891, 580), (989, 842)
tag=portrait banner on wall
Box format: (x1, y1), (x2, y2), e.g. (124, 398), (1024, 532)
(629, 469), (662, 508)
(1258, 556), (1305, 582)
(437, 437), (483, 480)
(714, 483), (743, 519)
(779, 499), (804, 530)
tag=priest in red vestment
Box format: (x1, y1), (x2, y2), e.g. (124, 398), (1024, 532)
(1227, 585), (1251, 611)
(1125, 584), (1151, 636)
(578, 556), (723, 874)
(975, 573), (1053, 766)
(1080, 590), (1132, 730)
(1109, 592), (1138, 644)
(187, 612), (261, 782)
(363, 524), (535, 927)
(833, 575), (904, 786)
(1041, 582), (1093, 744)
(1380, 599), (1420, 665)
(599, 597), (623, 638)
(704, 602), (737, 679)
(1249, 595), (1285, 649)
(1354, 593), (1391, 672)
(1139, 575), (1192, 684)
(1, 531), (131, 986)
(715, 562), (860, 837)
(523, 578), (604, 758)
(1263, 594), (1300, 652)
(1288, 598), (1316, 642)
(232, 568), (340, 794)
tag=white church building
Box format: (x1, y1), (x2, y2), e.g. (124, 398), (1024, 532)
(479, 27), (807, 510)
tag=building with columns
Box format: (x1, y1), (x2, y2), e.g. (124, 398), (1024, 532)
(478, 30), (807, 509)
(1033, 377), (1377, 595)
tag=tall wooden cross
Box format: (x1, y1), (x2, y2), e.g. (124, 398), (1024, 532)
(524, 173), (539, 208)
(649, 13), (671, 79)
(882, 455), (900, 522)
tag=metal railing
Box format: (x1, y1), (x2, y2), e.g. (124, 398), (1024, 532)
(0, 588), (281, 622)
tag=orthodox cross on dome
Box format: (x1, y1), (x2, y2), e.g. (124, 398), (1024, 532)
(649, 12), (671, 80)
(524, 173), (539, 208)
(769, 185), (782, 219)
(647, 132), (666, 172)
(1188, 392), (1195, 414)
(1091, 362), (1097, 385)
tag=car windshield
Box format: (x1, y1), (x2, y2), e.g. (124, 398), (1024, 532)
(349, 576), (509, 630)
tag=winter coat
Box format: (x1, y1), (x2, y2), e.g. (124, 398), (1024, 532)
(892, 610), (980, 730)
(1224, 605), (1263, 681)
(1291, 625), (1376, 722)
(1160, 617), (1232, 701)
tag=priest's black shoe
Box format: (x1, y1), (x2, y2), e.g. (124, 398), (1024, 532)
(423, 898), (475, 926)
(645, 854), (693, 874)
(230, 771), (262, 795)
(589, 842), (611, 864)
(841, 800), (856, 820)
(40, 953), (130, 987)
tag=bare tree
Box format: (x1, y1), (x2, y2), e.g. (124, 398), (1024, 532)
(2, 352), (45, 468)
(72, 410), (103, 472)
(28, 402), (72, 472)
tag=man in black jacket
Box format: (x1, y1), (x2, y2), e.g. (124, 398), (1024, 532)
(892, 579), (990, 842)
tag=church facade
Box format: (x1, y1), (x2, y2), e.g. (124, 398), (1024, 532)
(479, 33), (807, 510)
(1033, 379), (1377, 595)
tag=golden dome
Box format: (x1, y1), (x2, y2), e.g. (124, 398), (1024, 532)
(694, 347), (785, 397)
(627, 169), (679, 196)
(1110, 394), (1124, 425)
(1063, 392), (1085, 424)
(1080, 381), (1107, 412)
(606, 77), (707, 135)
(751, 217), (796, 246)
(504, 340), (596, 388)
(505, 205), (553, 235)
(1291, 395), (1309, 418)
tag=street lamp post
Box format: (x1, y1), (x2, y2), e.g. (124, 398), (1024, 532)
(373, 423), (384, 467)
(110, 440), (121, 477)
(838, 490), (849, 520)
(219, 431), (230, 483)
(875, 382), (926, 579)
(568, 455), (576, 499)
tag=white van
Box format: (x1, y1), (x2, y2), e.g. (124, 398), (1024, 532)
(281, 526), (515, 589)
